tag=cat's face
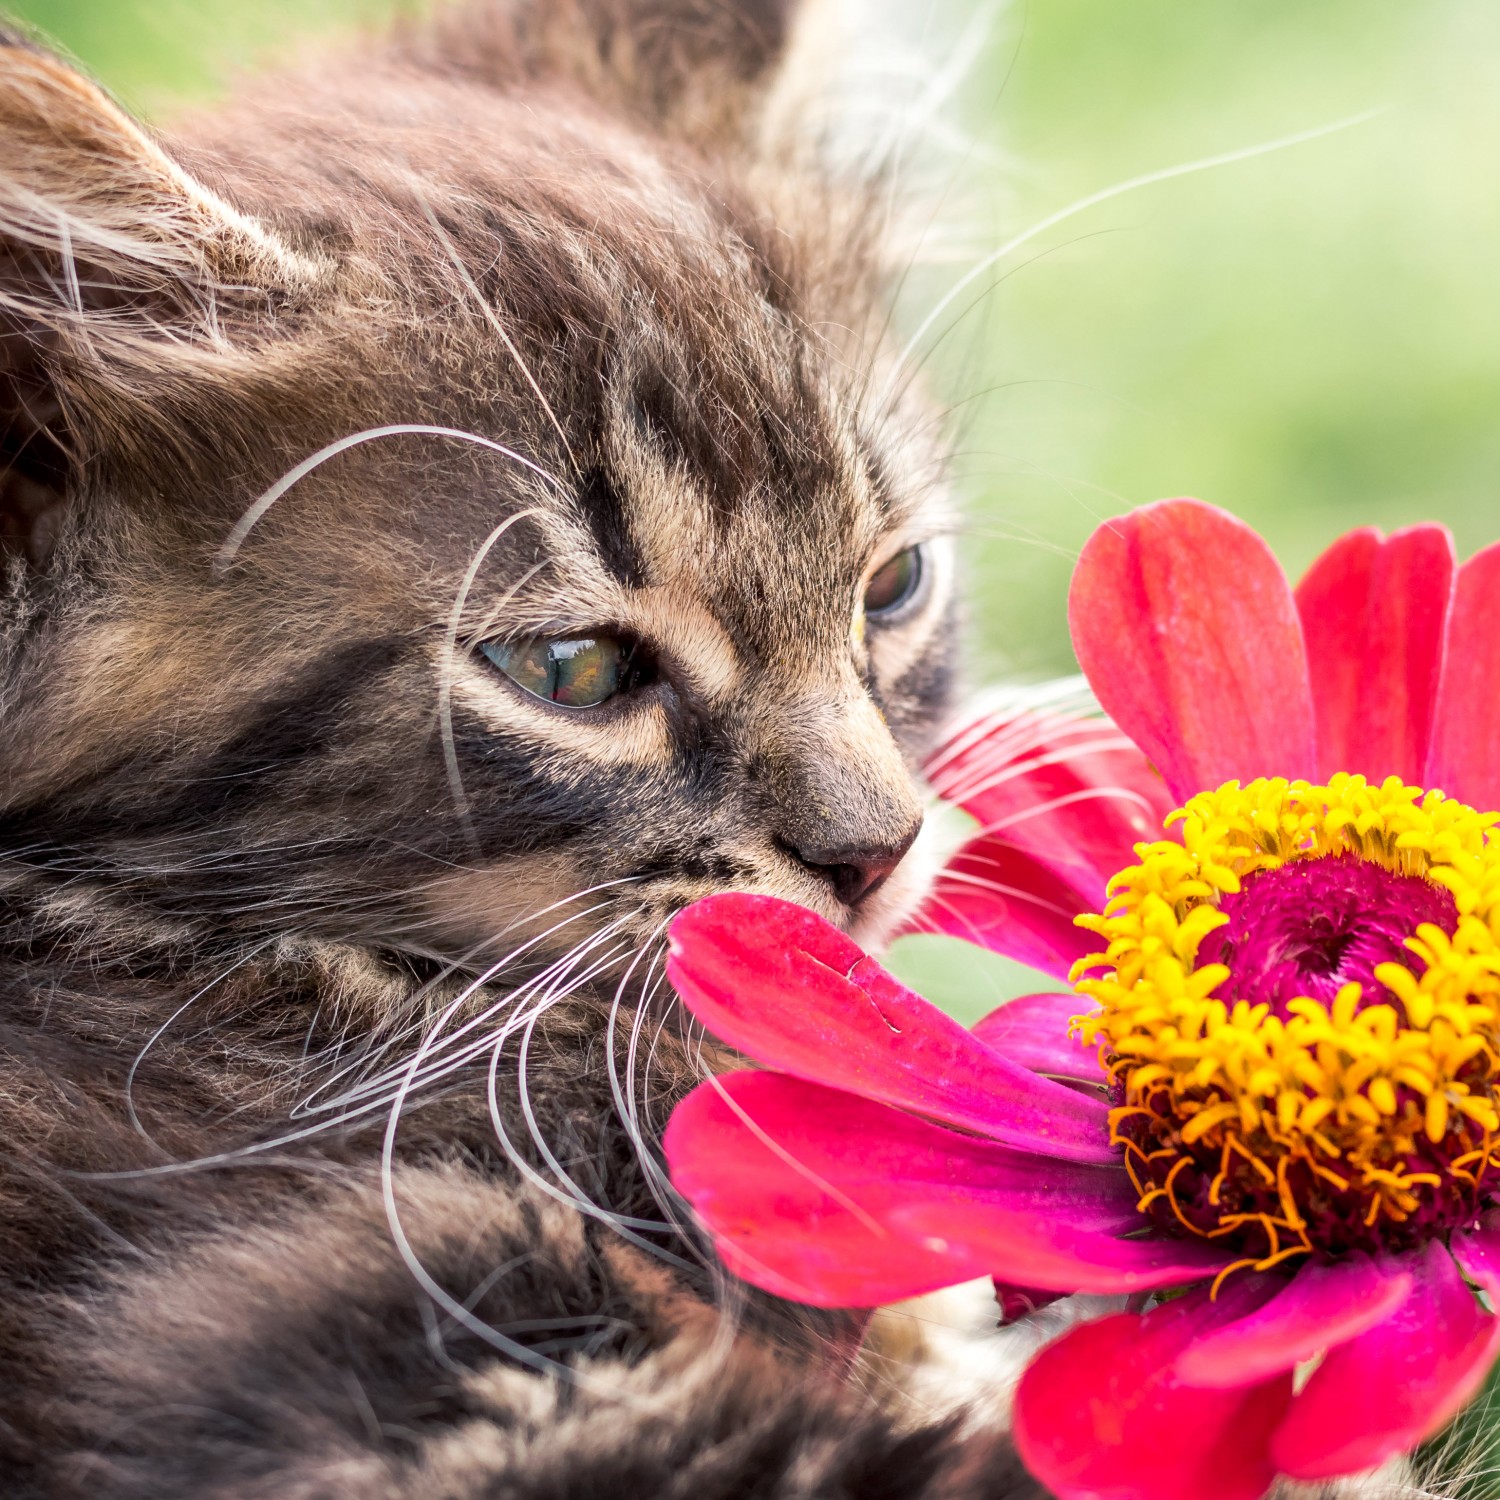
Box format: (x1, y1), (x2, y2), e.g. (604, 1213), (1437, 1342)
(0, 9), (956, 980)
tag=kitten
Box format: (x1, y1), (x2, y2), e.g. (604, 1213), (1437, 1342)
(0, 1), (1043, 1495)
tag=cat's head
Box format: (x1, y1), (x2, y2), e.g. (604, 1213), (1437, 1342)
(0, 0), (957, 982)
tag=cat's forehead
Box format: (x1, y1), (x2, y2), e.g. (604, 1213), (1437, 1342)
(180, 79), (938, 655)
(359, 130), (933, 620)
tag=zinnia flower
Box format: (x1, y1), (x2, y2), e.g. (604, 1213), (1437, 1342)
(663, 500), (1500, 1500)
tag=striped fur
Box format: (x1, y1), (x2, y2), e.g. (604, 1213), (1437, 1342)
(0, 3), (1042, 1496)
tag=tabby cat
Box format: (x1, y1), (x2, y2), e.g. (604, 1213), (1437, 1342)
(0, 1), (1047, 1495)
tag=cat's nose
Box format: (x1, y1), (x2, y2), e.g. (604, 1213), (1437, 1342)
(786, 821), (922, 906)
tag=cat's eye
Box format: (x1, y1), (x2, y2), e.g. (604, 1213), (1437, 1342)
(479, 634), (650, 709)
(863, 545), (924, 619)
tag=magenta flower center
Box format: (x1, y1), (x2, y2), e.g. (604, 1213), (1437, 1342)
(1197, 854), (1458, 1018)
(1073, 777), (1500, 1266)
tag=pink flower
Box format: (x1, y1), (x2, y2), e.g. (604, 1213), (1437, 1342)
(663, 500), (1500, 1500)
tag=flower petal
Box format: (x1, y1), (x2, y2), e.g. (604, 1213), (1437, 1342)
(1295, 524), (1456, 784)
(1068, 499), (1316, 802)
(917, 839), (1099, 980)
(1429, 539), (1500, 810)
(663, 1070), (1139, 1308)
(1013, 1288), (1293, 1500)
(1272, 1241), (1500, 1481)
(925, 708), (1174, 908)
(972, 993), (1104, 1083)
(667, 894), (1115, 1163)
(890, 1195), (1235, 1295)
(1174, 1253), (1412, 1389)
(1452, 1209), (1500, 1296)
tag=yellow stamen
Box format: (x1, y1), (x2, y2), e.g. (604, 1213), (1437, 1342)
(1072, 775), (1500, 1254)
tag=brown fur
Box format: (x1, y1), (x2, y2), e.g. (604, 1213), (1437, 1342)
(0, 3), (1039, 1495)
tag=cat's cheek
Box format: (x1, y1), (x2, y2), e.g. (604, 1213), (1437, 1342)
(412, 852), (601, 959)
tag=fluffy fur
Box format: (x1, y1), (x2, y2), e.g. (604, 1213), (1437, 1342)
(0, 1), (1045, 1495)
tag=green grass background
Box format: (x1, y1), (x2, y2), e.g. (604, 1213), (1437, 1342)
(7, 1), (1500, 1485)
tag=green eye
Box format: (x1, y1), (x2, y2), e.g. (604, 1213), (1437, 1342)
(479, 635), (647, 708)
(863, 546), (924, 618)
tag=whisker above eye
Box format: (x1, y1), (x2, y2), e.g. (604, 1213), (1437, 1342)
(214, 423), (569, 572)
(414, 195), (583, 483)
(439, 522), (550, 854)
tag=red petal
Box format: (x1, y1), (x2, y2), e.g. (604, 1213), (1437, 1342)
(925, 708), (1174, 908)
(1068, 499), (1316, 801)
(667, 894), (1115, 1163)
(1013, 1288), (1292, 1500)
(971, 993), (1103, 1082)
(1272, 1241), (1500, 1481)
(663, 1071), (1139, 1308)
(890, 1195), (1235, 1295)
(1175, 1253), (1411, 1388)
(916, 838), (1098, 980)
(1429, 539), (1500, 809)
(1296, 524), (1455, 784)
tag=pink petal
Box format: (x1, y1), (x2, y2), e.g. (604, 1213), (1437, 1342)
(1452, 1210), (1500, 1295)
(1013, 1287), (1293, 1500)
(971, 993), (1104, 1083)
(917, 839), (1099, 980)
(1175, 1253), (1412, 1388)
(890, 1196), (1235, 1296)
(1272, 1241), (1500, 1481)
(1068, 499), (1316, 802)
(1295, 524), (1456, 784)
(663, 1071), (1139, 1308)
(667, 894), (1115, 1163)
(924, 708), (1174, 908)
(1429, 539), (1500, 809)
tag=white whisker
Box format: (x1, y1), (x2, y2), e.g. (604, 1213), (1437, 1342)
(881, 109), (1387, 412)
(124, 939), (276, 1151)
(934, 865), (1081, 922)
(417, 197), (583, 480)
(215, 423), (567, 571)
(438, 517), (549, 851)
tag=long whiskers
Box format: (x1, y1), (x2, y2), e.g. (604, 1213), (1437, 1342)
(878, 109), (1386, 415)
(438, 514), (549, 852)
(375, 905), (693, 1403)
(416, 196), (583, 481)
(214, 422), (568, 572)
(75, 879), (646, 1178)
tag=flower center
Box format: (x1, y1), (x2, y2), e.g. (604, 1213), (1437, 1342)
(1073, 775), (1500, 1267)
(1199, 854), (1458, 1016)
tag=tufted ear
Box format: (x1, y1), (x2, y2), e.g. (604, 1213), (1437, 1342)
(0, 31), (314, 569)
(419, 0), (799, 148)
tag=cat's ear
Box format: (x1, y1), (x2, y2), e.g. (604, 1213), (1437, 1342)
(0, 32), (314, 569)
(423, 0), (798, 148)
